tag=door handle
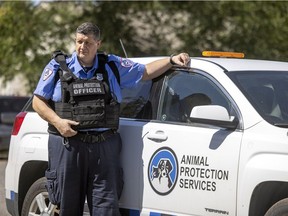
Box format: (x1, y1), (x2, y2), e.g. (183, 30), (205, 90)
(147, 130), (168, 142)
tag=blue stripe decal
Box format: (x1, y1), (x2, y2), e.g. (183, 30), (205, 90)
(10, 191), (15, 201)
(121, 208), (175, 216)
(150, 212), (161, 216)
(150, 212), (175, 216)
(129, 209), (140, 216)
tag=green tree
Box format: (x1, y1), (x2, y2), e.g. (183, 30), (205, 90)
(170, 1), (288, 60)
(1, 1), (288, 93)
(0, 1), (80, 91)
(0, 1), (177, 93)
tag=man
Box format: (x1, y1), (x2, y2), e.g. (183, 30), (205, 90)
(33, 22), (190, 216)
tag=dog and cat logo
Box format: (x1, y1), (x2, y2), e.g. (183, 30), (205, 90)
(148, 147), (178, 195)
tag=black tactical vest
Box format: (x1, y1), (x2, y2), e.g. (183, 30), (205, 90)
(48, 51), (120, 134)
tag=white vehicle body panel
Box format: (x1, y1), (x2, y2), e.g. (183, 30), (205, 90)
(5, 112), (48, 200)
(5, 56), (288, 216)
(142, 123), (239, 215)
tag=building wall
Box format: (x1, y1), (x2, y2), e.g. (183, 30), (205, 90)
(0, 74), (29, 96)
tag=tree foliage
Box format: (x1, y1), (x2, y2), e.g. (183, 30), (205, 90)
(1, 1), (288, 93)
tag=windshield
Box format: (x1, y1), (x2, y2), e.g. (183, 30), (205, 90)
(229, 71), (288, 127)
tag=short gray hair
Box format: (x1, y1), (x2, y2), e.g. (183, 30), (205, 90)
(76, 22), (100, 40)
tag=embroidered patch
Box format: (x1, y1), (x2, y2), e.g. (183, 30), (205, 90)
(120, 58), (133, 67)
(96, 73), (104, 81)
(43, 68), (53, 81)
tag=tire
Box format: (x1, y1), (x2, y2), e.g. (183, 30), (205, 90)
(265, 198), (288, 216)
(21, 177), (60, 216)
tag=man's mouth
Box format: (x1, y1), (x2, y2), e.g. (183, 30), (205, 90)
(79, 50), (88, 55)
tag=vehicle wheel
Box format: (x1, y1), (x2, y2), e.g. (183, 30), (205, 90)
(21, 177), (60, 216)
(264, 198), (288, 216)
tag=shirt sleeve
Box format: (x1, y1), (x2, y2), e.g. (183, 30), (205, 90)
(108, 54), (146, 88)
(33, 59), (60, 100)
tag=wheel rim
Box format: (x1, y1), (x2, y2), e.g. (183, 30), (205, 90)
(28, 191), (59, 216)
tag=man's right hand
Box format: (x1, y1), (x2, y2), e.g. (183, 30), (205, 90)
(32, 95), (80, 137)
(54, 119), (79, 137)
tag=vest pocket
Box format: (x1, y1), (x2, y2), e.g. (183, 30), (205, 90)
(55, 103), (72, 119)
(72, 104), (105, 121)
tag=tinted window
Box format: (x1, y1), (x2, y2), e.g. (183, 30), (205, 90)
(229, 71), (288, 126)
(0, 96), (30, 113)
(120, 80), (152, 119)
(158, 70), (235, 123)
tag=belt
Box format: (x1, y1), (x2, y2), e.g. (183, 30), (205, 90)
(76, 129), (116, 143)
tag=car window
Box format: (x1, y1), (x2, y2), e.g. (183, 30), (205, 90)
(0, 97), (30, 113)
(120, 80), (152, 119)
(158, 70), (235, 123)
(229, 71), (288, 126)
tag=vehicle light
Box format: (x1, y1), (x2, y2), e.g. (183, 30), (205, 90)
(202, 51), (245, 58)
(11, 112), (27, 135)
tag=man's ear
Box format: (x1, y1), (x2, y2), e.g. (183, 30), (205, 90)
(96, 40), (101, 47)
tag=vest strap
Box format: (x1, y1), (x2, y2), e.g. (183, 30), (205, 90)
(53, 50), (77, 81)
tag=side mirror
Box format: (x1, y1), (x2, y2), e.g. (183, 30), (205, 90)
(189, 105), (238, 129)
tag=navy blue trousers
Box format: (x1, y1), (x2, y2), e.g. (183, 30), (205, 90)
(45, 132), (123, 216)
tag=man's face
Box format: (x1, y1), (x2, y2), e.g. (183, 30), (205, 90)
(75, 33), (101, 65)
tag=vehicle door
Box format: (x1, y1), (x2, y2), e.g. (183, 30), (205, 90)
(140, 69), (243, 215)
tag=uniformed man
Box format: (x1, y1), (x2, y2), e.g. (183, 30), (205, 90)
(32, 22), (190, 216)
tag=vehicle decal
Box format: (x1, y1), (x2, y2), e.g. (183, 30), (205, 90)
(120, 208), (175, 216)
(148, 147), (178, 195)
(149, 212), (175, 216)
(10, 191), (15, 200)
(120, 208), (140, 216)
(179, 155), (229, 192)
(205, 207), (229, 215)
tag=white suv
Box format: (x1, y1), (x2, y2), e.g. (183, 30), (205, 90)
(5, 52), (288, 216)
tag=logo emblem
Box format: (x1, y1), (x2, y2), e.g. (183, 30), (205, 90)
(120, 58), (133, 67)
(148, 147), (178, 195)
(43, 68), (53, 81)
(96, 73), (103, 81)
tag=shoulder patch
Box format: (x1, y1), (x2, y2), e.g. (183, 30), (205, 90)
(120, 58), (133, 67)
(43, 68), (53, 81)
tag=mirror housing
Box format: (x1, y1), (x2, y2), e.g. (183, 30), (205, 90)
(189, 105), (239, 129)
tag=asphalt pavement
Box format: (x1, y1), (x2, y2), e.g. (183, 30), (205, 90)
(0, 159), (10, 216)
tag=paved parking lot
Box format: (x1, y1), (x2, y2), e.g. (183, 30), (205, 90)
(0, 159), (10, 216)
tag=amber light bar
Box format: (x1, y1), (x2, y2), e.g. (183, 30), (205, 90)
(202, 51), (245, 58)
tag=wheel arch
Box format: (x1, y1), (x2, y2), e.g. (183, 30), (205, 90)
(18, 160), (48, 215)
(249, 181), (288, 216)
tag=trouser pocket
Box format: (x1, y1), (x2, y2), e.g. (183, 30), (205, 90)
(45, 169), (61, 205)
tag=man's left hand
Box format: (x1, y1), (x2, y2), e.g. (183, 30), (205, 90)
(171, 53), (190, 66)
